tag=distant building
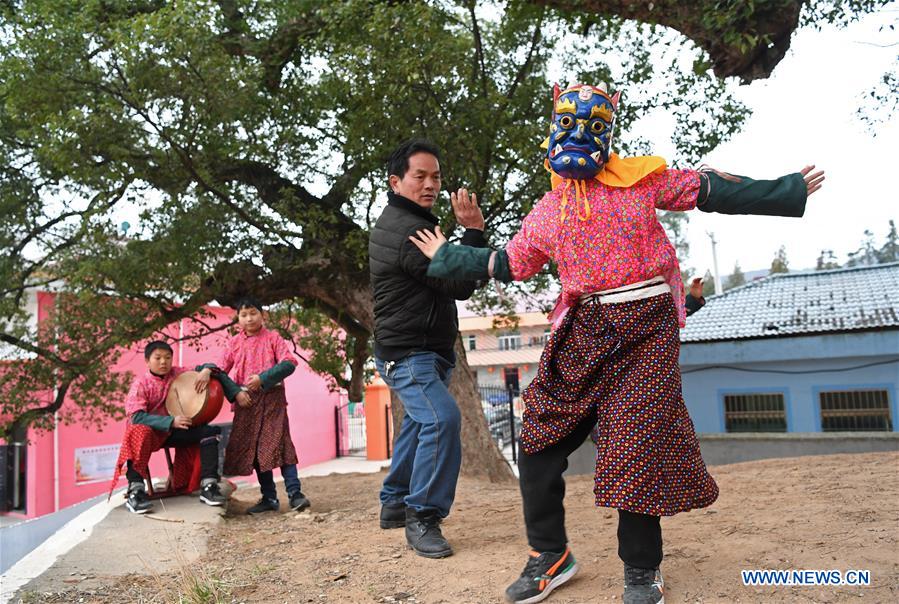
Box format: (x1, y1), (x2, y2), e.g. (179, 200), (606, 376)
(458, 311), (550, 392)
(680, 262), (899, 433)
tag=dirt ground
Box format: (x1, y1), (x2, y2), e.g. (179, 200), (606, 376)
(14, 451), (899, 604)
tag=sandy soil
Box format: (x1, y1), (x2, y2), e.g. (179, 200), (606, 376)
(14, 451), (899, 603)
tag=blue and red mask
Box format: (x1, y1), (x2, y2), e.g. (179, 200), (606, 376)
(546, 83), (620, 180)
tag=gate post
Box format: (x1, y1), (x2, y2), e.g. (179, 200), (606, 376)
(364, 376), (392, 460)
(334, 405), (341, 458)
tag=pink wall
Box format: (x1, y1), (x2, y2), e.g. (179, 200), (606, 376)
(6, 295), (340, 519)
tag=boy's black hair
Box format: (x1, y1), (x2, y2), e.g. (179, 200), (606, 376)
(387, 138), (441, 180)
(235, 296), (264, 313)
(144, 340), (173, 360)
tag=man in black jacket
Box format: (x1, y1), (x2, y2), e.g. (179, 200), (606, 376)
(369, 138), (486, 558)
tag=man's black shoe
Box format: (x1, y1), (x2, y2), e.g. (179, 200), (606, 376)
(199, 481), (228, 506)
(404, 508), (452, 559)
(380, 502), (406, 529)
(126, 486), (153, 514)
(505, 548), (578, 604)
(289, 491), (311, 512)
(247, 497), (279, 514)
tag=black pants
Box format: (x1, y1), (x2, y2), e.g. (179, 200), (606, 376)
(518, 415), (663, 569)
(126, 424), (221, 484)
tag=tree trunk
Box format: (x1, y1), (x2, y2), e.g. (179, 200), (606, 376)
(388, 337), (515, 483)
(534, 0), (802, 83)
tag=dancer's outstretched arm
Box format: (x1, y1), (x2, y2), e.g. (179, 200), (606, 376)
(698, 165), (825, 216)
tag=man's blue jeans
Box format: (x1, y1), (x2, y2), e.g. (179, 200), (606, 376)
(256, 462), (301, 502)
(376, 351), (461, 518)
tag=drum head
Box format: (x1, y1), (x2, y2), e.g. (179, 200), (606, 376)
(165, 371), (224, 423)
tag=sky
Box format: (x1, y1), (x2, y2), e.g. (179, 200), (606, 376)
(646, 9), (898, 278)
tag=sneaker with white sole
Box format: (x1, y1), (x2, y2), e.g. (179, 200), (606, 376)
(504, 547), (578, 603)
(623, 564), (664, 604)
(199, 481), (228, 506)
(126, 486), (153, 514)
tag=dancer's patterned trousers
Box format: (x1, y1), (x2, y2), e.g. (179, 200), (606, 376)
(519, 292), (718, 517)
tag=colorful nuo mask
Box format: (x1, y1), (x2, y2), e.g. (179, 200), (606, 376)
(545, 83), (620, 180)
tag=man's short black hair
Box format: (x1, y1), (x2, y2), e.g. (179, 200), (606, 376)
(387, 138), (441, 179)
(235, 296), (263, 313)
(144, 340), (173, 360)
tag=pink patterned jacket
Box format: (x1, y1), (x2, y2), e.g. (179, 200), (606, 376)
(505, 170), (703, 326)
(217, 327), (298, 386)
(124, 367), (188, 417)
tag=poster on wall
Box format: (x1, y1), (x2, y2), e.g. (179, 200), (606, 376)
(74, 444), (121, 485)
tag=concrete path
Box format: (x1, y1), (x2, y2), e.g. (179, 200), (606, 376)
(2, 457), (390, 604)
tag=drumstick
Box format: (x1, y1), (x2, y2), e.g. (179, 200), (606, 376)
(172, 387), (188, 417)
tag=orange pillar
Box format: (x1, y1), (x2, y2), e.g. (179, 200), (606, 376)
(364, 376), (392, 461)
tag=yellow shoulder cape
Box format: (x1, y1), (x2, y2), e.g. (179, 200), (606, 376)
(542, 153), (667, 190)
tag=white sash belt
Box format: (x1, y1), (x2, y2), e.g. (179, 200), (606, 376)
(579, 276), (671, 305)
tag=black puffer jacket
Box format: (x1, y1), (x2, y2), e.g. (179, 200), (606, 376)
(369, 192), (486, 361)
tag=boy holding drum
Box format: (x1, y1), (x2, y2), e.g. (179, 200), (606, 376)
(110, 340), (239, 514)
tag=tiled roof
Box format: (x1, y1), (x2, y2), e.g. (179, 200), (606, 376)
(680, 262), (899, 343)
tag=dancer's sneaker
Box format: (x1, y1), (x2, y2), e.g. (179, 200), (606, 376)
(504, 547), (578, 603)
(623, 564), (664, 604)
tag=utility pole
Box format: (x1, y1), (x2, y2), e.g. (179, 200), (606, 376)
(707, 231), (722, 295)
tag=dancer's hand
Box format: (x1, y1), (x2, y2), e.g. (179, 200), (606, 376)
(800, 165), (825, 197)
(689, 277), (704, 299)
(246, 374), (262, 391)
(172, 415), (192, 430)
(409, 227), (448, 259)
(236, 391), (252, 407)
(451, 188), (485, 230)
(194, 368), (211, 393)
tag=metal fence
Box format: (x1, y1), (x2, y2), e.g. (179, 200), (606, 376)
(335, 398), (368, 457)
(479, 385), (521, 463)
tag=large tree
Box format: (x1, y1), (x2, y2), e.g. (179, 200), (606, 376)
(1, 0), (884, 480)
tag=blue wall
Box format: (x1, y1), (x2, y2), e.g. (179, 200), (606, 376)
(679, 330), (899, 433)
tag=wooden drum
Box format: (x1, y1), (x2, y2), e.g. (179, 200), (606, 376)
(165, 371), (225, 426)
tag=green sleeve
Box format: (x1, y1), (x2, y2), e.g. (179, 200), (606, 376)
(426, 244), (514, 283)
(195, 363), (242, 402)
(260, 361), (296, 391)
(131, 411), (173, 431)
(699, 172), (807, 217)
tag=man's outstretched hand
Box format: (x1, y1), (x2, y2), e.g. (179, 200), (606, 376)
(801, 165), (825, 197)
(451, 188), (485, 230)
(410, 226), (448, 259)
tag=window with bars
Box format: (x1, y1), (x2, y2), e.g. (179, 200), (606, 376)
(819, 390), (892, 432)
(723, 393), (787, 432)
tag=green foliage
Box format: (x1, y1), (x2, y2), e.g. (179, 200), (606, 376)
(770, 244), (790, 274)
(724, 261), (746, 290)
(1, 0), (762, 434)
(816, 249), (841, 270)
